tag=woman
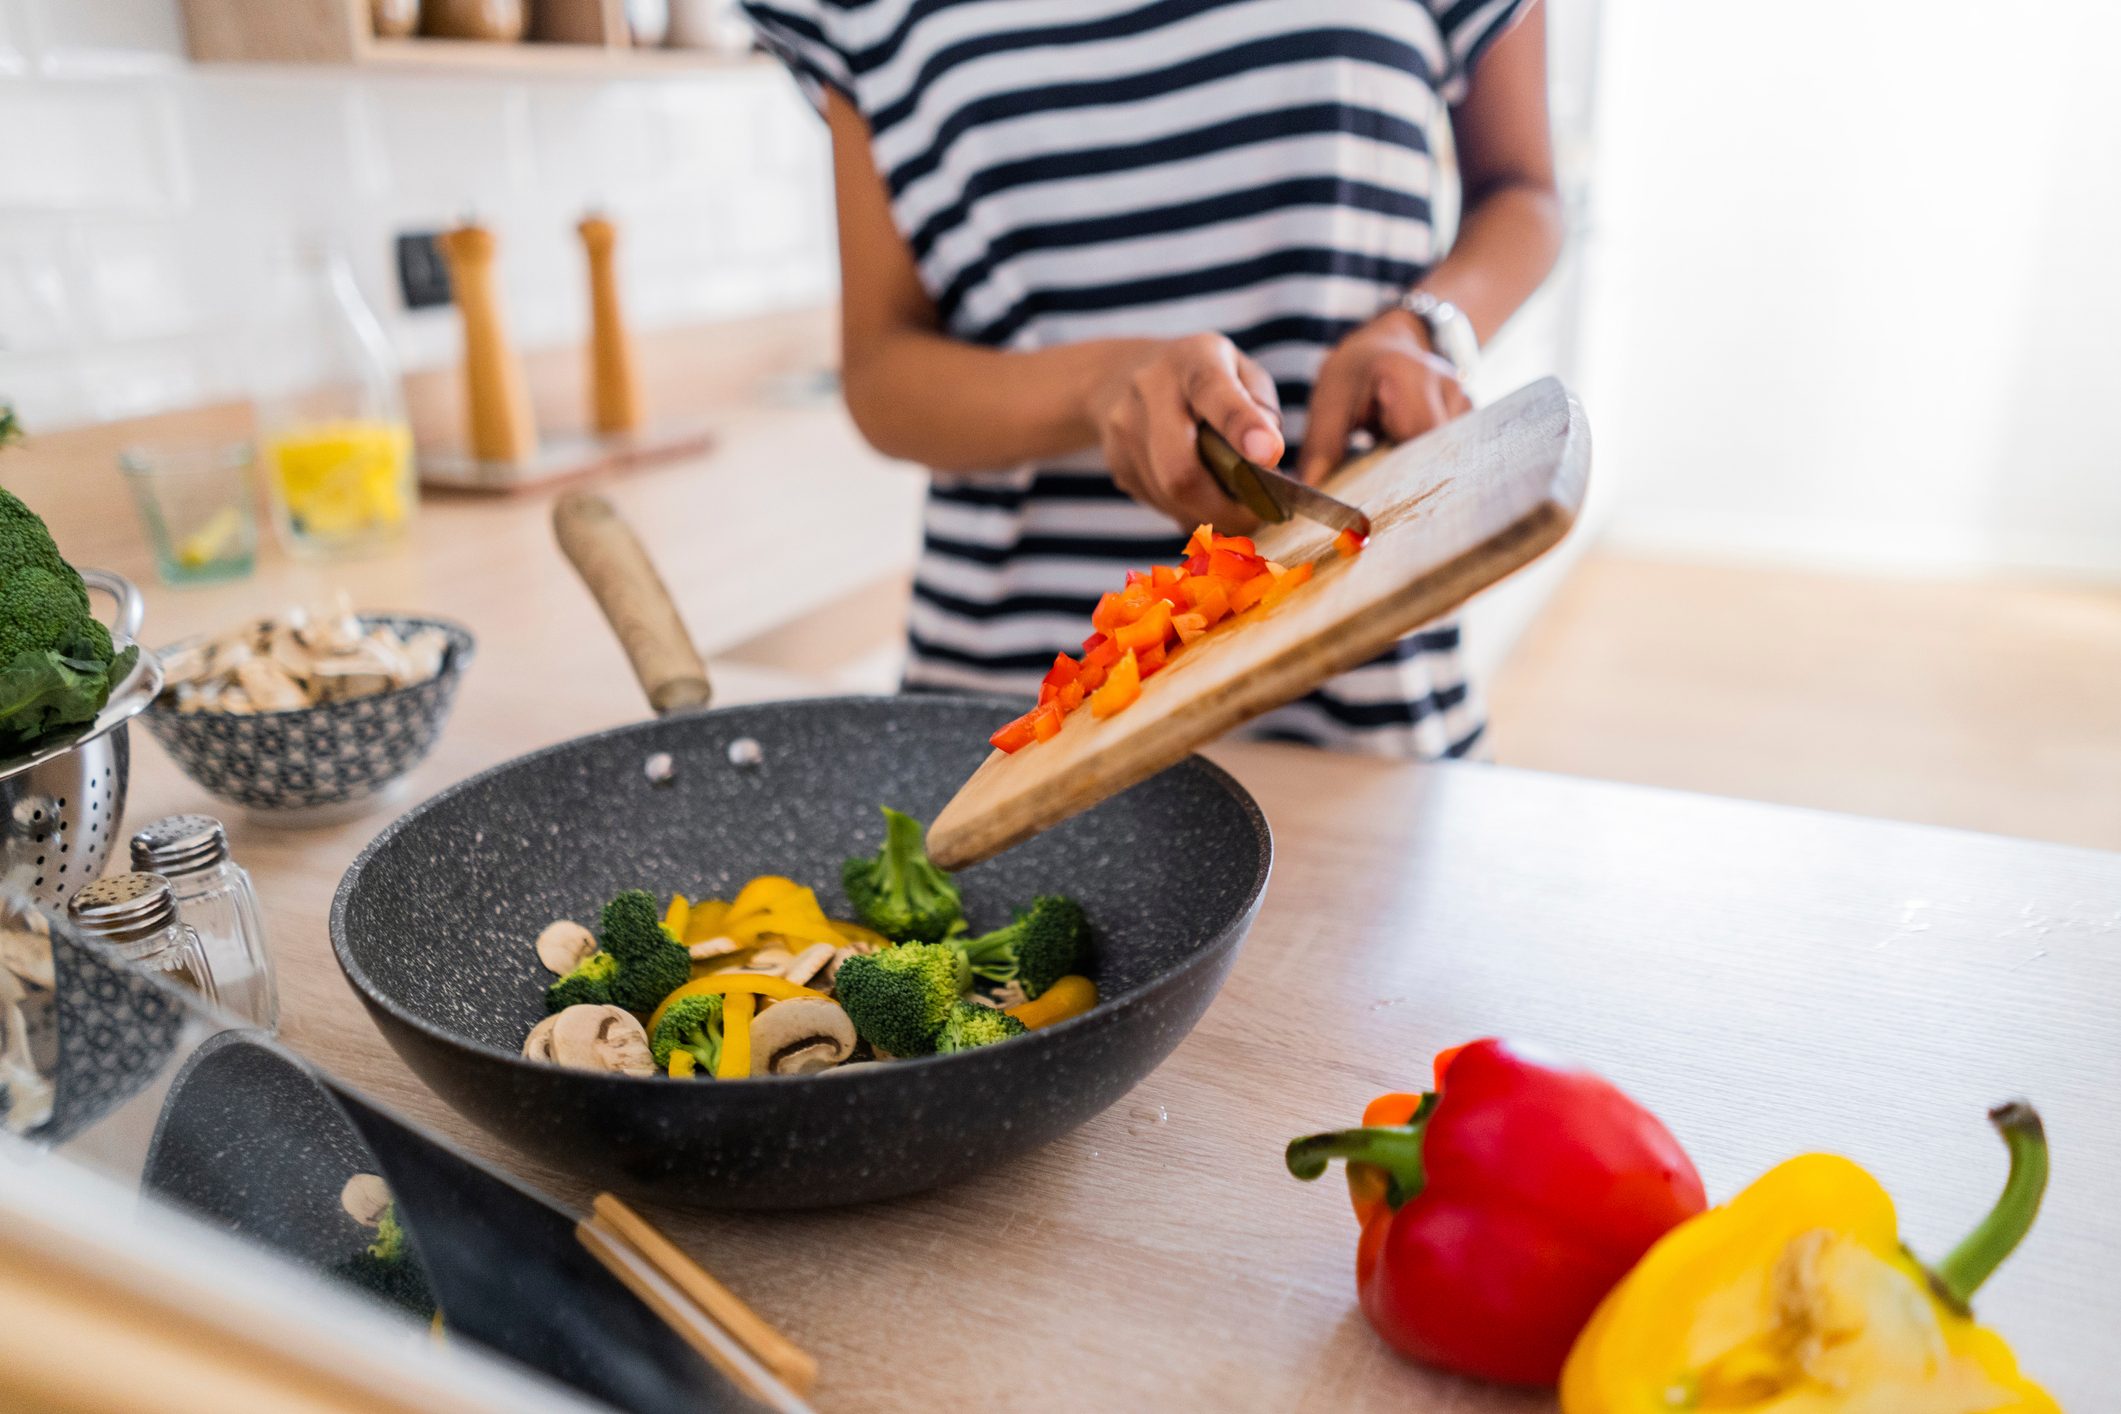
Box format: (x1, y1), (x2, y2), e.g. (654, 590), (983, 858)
(744, 0), (1561, 756)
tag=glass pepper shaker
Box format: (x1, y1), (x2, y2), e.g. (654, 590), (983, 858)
(66, 873), (221, 1011)
(130, 815), (277, 1031)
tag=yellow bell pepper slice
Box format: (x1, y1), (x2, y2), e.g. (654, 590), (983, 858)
(1006, 975), (1098, 1030)
(662, 895), (690, 939)
(724, 876), (804, 927)
(648, 972), (826, 1036)
(667, 1050), (696, 1079)
(1561, 1102), (2057, 1413)
(716, 991), (755, 1080)
(682, 899), (732, 945)
(830, 919), (891, 949)
(730, 908), (845, 950)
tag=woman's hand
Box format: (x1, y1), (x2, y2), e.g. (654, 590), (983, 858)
(1085, 333), (1283, 530)
(1296, 310), (1471, 483)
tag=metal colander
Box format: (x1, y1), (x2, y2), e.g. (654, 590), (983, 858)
(0, 571), (161, 911)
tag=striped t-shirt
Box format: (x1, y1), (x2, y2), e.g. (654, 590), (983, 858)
(745, 0), (1530, 757)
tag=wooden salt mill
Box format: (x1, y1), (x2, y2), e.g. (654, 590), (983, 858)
(437, 222), (539, 466)
(577, 214), (643, 436)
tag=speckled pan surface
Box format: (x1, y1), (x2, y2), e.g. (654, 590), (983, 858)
(331, 695), (1271, 1209)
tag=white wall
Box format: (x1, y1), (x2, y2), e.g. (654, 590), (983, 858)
(1582, 0), (2121, 581)
(0, 0), (836, 430)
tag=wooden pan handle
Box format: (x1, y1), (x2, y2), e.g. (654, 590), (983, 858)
(553, 491), (712, 715)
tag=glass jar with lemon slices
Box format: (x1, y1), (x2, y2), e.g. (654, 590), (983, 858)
(254, 247), (418, 560)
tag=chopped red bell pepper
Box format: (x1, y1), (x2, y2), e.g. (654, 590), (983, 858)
(988, 711), (1040, 754)
(1043, 653), (1080, 688)
(1088, 648), (1141, 718)
(1185, 574), (1231, 625)
(1057, 680), (1086, 711)
(1286, 1039), (1707, 1387)
(1170, 611), (1209, 645)
(1186, 523), (1217, 558)
(1029, 702), (1063, 742)
(1230, 571), (1274, 613)
(1113, 599), (1173, 654)
(1210, 532), (1258, 557)
(1259, 560), (1314, 610)
(1334, 528), (1368, 558)
(1206, 547), (1262, 582)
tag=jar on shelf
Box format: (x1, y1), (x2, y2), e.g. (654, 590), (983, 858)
(67, 873), (221, 1011)
(253, 245), (418, 562)
(130, 815), (277, 1032)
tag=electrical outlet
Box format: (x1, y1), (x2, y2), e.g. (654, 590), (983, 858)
(395, 232), (453, 310)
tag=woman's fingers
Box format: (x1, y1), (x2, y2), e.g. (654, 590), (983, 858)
(1374, 348), (1468, 443)
(1180, 334), (1283, 468)
(1298, 350), (1370, 484)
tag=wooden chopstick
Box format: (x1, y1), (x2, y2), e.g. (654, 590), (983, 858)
(584, 1192), (820, 1397)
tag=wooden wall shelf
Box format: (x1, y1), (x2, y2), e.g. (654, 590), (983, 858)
(180, 0), (759, 77)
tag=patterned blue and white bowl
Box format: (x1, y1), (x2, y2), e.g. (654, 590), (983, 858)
(142, 615), (474, 825)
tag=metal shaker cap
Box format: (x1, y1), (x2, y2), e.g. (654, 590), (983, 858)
(130, 814), (230, 877)
(67, 872), (178, 945)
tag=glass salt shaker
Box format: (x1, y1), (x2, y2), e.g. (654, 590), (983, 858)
(130, 815), (277, 1031)
(66, 873), (221, 1011)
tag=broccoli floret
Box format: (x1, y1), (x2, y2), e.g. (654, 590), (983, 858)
(954, 896), (1088, 1000)
(330, 1203), (436, 1320)
(833, 941), (970, 1057)
(545, 949), (620, 1012)
(597, 889), (691, 1015)
(649, 993), (724, 1071)
(935, 1000), (1028, 1054)
(0, 489), (133, 754)
(841, 807), (963, 943)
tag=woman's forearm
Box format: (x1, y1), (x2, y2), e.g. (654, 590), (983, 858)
(1414, 181), (1565, 345)
(841, 329), (1152, 474)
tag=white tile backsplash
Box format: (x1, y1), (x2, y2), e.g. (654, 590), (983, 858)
(24, 0), (185, 74)
(0, 2), (836, 431)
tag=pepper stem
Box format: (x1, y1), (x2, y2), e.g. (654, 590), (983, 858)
(1930, 1101), (2049, 1310)
(1285, 1115), (1431, 1208)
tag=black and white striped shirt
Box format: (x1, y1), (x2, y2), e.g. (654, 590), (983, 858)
(745, 0), (1529, 757)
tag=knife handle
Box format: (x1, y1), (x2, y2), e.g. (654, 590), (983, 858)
(1195, 422), (1286, 524)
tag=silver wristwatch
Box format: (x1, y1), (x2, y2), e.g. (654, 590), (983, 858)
(1396, 290), (1478, 378)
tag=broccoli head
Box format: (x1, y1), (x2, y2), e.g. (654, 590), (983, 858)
(597, 889), (691, 1014)
(935, 1000), (1028, 1054)
(841, 807), (963, 943)
(0, 490), (132, 755)
(833, 941), (970, 1057)
(650, 992), (724, 1072)
(545, 949), (620, 1012)
(954, 895), (1088, 1000)
(330, 1203), (436, 1320)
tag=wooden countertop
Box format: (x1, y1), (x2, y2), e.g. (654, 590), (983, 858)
(15, 400), (2121, 1409)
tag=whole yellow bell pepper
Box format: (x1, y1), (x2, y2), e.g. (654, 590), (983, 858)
(1561, 1102), (2056, 1413)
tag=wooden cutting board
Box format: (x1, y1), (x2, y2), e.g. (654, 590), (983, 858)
(927, 376), (1590, 870)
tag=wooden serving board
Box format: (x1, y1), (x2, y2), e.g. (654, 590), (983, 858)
(928, 377), (1590, 870)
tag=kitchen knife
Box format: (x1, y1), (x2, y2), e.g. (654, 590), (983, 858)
(1196, 422), (1372, 538)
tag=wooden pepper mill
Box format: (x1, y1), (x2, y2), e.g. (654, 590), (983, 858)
(437, 222), (539, 466)
(577, 214), (643, 437)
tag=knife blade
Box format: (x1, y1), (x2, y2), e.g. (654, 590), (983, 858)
(1195, 423), (1372, 539)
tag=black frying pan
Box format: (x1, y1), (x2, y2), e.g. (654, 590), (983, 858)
(328, 495), (1271, 1209)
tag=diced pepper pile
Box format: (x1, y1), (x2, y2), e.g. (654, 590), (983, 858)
(989, 522), (1365, 753)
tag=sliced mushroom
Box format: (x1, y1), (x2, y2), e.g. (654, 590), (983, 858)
(687, 936), (741, 961)
(747, 998), (856, 1076)
(782, 942), (836, 987)
(550, 1004), (656, 1077)
(739, 947), (795, 976)
(535, 920), (597, 975)
(523, 1012), (562, 1062)
(820, 945), (863, 992)
(340, 1173), (393, 1228)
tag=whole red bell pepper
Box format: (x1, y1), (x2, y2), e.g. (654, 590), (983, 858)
(1285, 1038), (1707, 1387)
